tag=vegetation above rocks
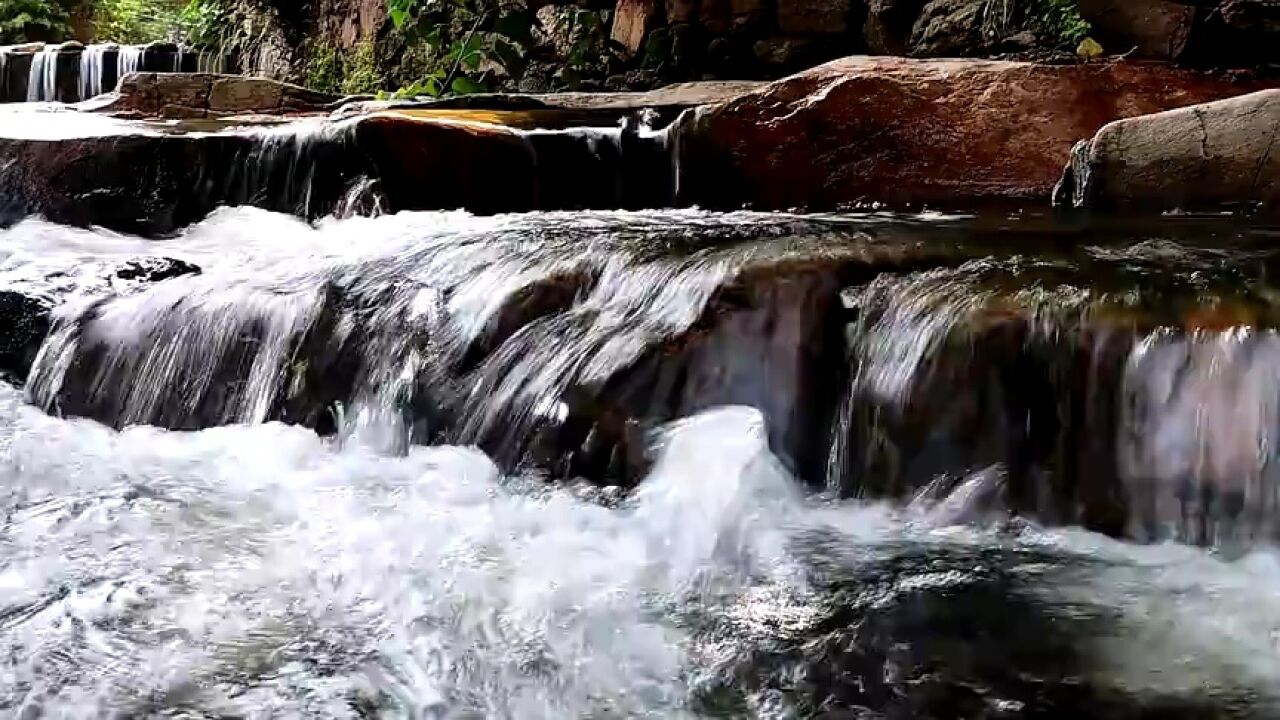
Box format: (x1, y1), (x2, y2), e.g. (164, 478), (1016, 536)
(387, 0), (531, 96)
(2, 0), (1277, 102)
(0, 0), (208, 43)
(92, 0), (185, 42)
(0, 0), (74, 42)
(1028, 0), (1090, 47)
(306, 38), (381, 95)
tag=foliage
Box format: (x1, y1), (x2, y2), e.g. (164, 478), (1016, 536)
(305, 39), (384, 95)
(340, 39), (381, 94)
(0, 0), (72, 43)
(385, 0), (534, 97)
(980, 0), (1091, 50)
(548, 8), (609, 89)
(305, 39), (343, 93)
(1029, 0), (1091, 47)
(93, 0), (186, 43)
(177, 0), (226, 46)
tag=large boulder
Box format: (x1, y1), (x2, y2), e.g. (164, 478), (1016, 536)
(0, 109), (677, 234)
(776, 0), (852, 34)
(676, 56), (1276, 211)
(1185, 0), (1280, 66)
(87, 73), (353, 119)
(907, 0), (987, 57)
(611, 0), (659, 55)
(1077, 0), (1196, 60)
(1055, 89), (1280, 213)
(864, 0), (927, 54)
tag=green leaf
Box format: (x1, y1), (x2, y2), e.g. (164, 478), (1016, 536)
(387, 0), (416, 27)
(451, 34), (484, 69)
(493, 11), (533, 45)
(491, 38), (526, 76)
(557, 66), (582, 89)
(450, 75), (486, 94)
(422, 25), (443, 49)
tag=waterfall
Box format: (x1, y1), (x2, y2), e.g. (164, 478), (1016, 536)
(116, 45), (144, 82)
(514, 111), (677, 210)
(196, 48), (227, 74)
(25, 48), (58, 102)
(78, 44), (111, 100)
(23, 210), (819, 458)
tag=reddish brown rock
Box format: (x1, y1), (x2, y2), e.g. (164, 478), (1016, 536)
(611, 0), (659, 55)
(90, 73), (351, 119)
(677, 56), (1277, 211)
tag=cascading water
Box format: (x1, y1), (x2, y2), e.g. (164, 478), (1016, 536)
(116, 44), (144, 83)
(24, 47), (58, 102)
(0, 43), (207, 104)
(4, 194), (1280, 713)
(78, 44), (112, 100)
(196, 47), (227, 74)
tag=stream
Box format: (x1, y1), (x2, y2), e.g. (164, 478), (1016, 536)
(2, 208), (1280, 716)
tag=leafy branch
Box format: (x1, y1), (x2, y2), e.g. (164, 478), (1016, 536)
(386, 0), (533, 97)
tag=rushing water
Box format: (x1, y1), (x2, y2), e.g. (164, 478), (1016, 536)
(5, 209), (1280, 716)
(25, 48), (59, 103)
(0, 42), (211, 104)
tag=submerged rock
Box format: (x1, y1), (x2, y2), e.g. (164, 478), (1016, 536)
(677, 56), (1275, 212)
(1055, 89), (1280, 214)
(0, 291), (50, 381)
(0, 253), (204, 381)
(114, 256), (202, 283)
(16, 209), (1280, 549)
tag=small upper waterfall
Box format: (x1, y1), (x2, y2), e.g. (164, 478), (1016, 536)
(0, 42), (225, 103)
(115, 44), (144, 80)
(196, 47), (226, 74)
(78, 44), (112, 100)
(25, 47), (58, 102)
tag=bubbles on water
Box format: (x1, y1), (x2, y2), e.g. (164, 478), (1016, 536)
(0, 387), (804, 716)
(4, 377), (1280, 716)
(6, 211), (1280, 716)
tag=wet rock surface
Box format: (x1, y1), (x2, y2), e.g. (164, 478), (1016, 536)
(1056, 89), (1280, 214)
(0, 107), (677, 234)
(113, 256), (202, 283)
(13, 209), (1280, 550)
(89, 72), (353, 119)
(0, 290), (49, 382)
(677, 56), (1277, 212)
(7, 56), (1280, 225)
